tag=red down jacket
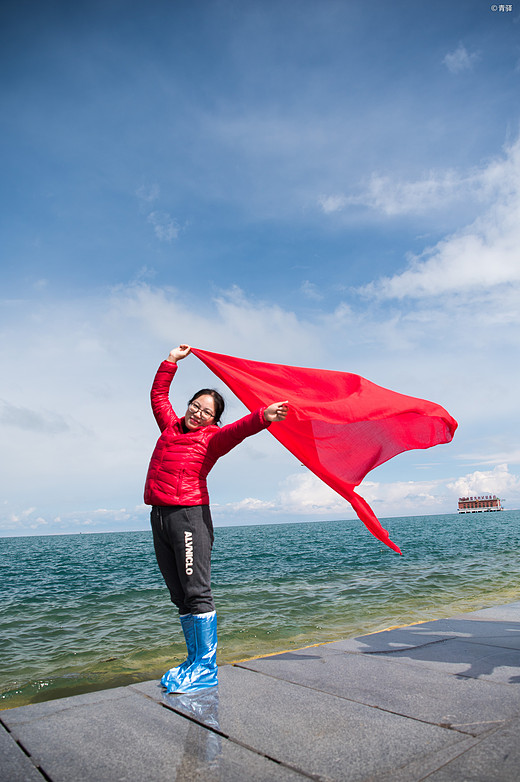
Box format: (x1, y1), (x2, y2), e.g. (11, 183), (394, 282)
(144, 360), (269, 507)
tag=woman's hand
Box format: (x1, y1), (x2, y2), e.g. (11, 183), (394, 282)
(264, 401), (289, 423)
(167, 344), (192, 363)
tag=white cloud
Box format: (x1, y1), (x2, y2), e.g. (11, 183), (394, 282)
(328, 169), (476, 216)
(210, 286), (323, 362)
(9, 507), (37, 523)
(447, 464), (520, 503)
(135, 184), (179, 242)
(358, 138), (520, 299)
(278, 473), (346, 515)
(136, 183), (160, 203)
(361, 478), (451, 516)
(217, 472), (347, 519)
(300, 280), (323, 301)
(443, 43), (479, 74)
(221, 471), (458, 520)
(318, 194), (348, 214)
(3, 507), (48, 533)
(1, 268), (519, 535)
(0, 284), (323, 533)
(223, 497), (277, 512)
(319, 135), (520, 220)
(0, 505), (146, 535)
(147, 211), (179, 241)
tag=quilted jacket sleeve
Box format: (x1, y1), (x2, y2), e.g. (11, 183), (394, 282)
(150, 360), (180, 432)
(207, 407), (270, 459)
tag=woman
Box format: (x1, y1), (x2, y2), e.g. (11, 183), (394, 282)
(144, 344), (288, 694)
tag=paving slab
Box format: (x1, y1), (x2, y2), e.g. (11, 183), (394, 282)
(1, 685), (307, 782)
(327, 628), (458, 654)
(450, 601), (520, 622)
(150, 665), (475, 782)
(416, 620), (520, 650)
(327, 616), (520, 655)
(369, 638), (520, 684)
(365, 734), (482, 782)
(2, 685), (134, 727)
(2, 602), (520, 782)
(0, 724), (45, 782)
(424, 717), (520, 782)
(236, 644), (520, 735)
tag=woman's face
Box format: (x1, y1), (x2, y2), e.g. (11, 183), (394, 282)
(184, 394), (217, 431)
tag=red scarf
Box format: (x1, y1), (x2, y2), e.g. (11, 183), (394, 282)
(192, 348), (458, 554)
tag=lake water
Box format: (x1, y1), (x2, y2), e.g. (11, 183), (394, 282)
(1, 510), (519, 710)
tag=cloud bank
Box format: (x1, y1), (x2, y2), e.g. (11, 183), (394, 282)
(2, 136), (520, 535)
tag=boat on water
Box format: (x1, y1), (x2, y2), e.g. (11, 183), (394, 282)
(458, 494), (504, 513)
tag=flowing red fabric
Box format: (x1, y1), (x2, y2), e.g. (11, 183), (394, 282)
(192, 348), (458, 554)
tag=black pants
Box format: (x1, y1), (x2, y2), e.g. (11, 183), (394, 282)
(151, 505), (215, 615)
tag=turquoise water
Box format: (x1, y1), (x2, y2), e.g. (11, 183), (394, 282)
(1, 511), (520, 710)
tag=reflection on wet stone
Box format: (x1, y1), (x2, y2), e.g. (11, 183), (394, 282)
(166, 686), (220, 730)
(164, 687), (222, 778)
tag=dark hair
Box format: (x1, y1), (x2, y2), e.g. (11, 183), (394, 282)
(188, 389), (225, 425)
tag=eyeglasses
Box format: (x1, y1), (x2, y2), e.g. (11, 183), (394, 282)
(188, 401), (215, 420)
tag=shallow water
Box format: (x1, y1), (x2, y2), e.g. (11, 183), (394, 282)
(1, 511), (519, 709)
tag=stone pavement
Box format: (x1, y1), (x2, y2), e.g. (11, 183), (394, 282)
(2, 602), (520, 782)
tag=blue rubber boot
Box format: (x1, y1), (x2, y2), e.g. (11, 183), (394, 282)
(161, 614), (196, 689)
(165, 611), (218, 693)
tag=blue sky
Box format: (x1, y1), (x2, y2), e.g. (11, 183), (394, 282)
(1, 0), (520, 537)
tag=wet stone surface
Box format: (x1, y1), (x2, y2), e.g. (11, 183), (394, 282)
(2, 602), (520, 782)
